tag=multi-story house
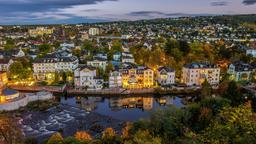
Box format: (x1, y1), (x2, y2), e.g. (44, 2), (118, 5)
(33, 53), (78, 81)
(182, 62), (220, 86)
(89, 28), (100, 36)
(113, 52), (135, 64)
(29, 27), (54, 37)
(121, 52), (135, 63)
(0, 38), (6, 47)
(87, 57), (108, 71)
(109, 70), (122, 88)
(0, 59), (14, 72)
(113, 52), (122, 61)
(227, 62), (253, 81)
(74, 65), (103, 90)
(120, 65), (154, 89)
(0, 71), (8, 88)
(246, 48), (256, 57)
(156, 66), (175, 86)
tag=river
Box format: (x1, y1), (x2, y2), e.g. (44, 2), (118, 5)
(60, 95), (185, 121)
(19, 95), (186, 143)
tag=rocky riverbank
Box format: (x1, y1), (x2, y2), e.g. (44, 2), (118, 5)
(18, 104), (124, 143)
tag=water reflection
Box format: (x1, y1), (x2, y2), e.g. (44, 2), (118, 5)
(61, 95), (184, 121)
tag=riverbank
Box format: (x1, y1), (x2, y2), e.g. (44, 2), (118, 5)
(0, 91), (54, 111)
(68, 87), (200, 96)
(18, 104), (124, 143)
(9, 85), (201, 96)
(9, 85), (65, 93)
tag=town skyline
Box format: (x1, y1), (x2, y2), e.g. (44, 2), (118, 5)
(0, 0), (256, 25)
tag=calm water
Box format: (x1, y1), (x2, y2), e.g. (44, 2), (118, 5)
(60, 95), (184, 121)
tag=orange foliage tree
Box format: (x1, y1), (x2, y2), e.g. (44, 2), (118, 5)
(74, 131), (92, 142)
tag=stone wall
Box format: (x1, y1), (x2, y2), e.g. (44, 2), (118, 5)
(0, 92), (53, 111)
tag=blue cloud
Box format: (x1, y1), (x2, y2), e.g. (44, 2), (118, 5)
(0, 0), (116, 24)
(211, 1), (228, 6)
(243, 0), (256, 5)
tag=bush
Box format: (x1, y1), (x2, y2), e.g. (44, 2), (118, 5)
(23, 137), (38, 144)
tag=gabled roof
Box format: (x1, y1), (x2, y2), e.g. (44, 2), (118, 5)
(184, 62), (218, 69)
(79, 65), (96, 71)
(230, 62), (253, 72)
(33, 58), (57, 63)
(158, 66), (175, 73)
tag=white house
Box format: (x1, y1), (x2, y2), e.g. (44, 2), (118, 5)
(156, 66), (175, 86)
(89, 28), (100, 36)
(0, 59), (14, 72)
(87, 57), (108, 71)
(121, 52), (135, 63)
(182, 62), (220, 86)
(74, 65), (103, 90)
(246, 49), (256, 57)
(227, 62), (253, 82)
(109, 70), (122, 88)
(13, 48), (25, 58)
(60, 43), (75, 50)
(113, 52), (135, 63)
(33, 53), (78, 81)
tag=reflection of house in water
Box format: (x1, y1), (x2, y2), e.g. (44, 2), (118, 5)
(109, 96), (153, 111)
(76, 97), (103, 112)
(156, 96), (174, 106)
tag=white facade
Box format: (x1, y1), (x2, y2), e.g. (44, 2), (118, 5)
(33, 56), (78, 80)
(0, 40), (6, 46)
(89, 28), (100, 36)
(87, 59), (107, 71)
(122, 56), (135, 63)
(246, 49), (256, 57)
(109, 71), (122, 88)
(14, 48), (25, 57)
(156, 67), (175, 86)
(227, 63), (252, 81)
(113, 52), (135, 63)
(0, 59), (13, 72)
(182, 63), (220, 86)
(74, 66), (103, 90)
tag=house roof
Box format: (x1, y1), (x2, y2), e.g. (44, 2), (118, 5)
(230, 62), (253, 72)
(79, 65), (96, 71)
(184, 62), (218, 69)
(158, 66), (175, 72)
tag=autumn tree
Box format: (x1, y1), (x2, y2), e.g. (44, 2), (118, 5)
(124, 130), (161, 144)
(82, 40), (93, 51)
(47, 132), (63, 144)
(0, 115), (23, 144)
(200, 79), (212, 100)
(193, 105), (256, 143)
(111, 39), (122, 52)
(102, 127), (116, 143)
(121, 122), (133, 140)
(38, 43), (51, 55)
(9, 61), (32, 80)
(74, 131), (92, 142)
(224, 81), (242, 106)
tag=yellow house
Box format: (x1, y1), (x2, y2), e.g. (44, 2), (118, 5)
(0, 71), (7, 88)
(29, 27), (54, 36)
(120, 66), (154, 89)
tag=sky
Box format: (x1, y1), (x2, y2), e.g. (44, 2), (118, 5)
(0, 0), (256, 25)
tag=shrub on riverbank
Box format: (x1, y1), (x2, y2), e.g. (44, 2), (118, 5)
(26, 99), (58, 111)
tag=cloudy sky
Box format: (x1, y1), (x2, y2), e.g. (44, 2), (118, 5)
(0, 0), (256, 25)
